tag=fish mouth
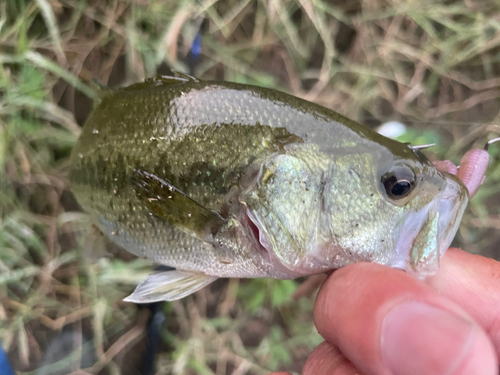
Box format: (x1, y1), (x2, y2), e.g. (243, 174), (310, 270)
(435, 174), (469, 257)
(393, 174), (468, 277)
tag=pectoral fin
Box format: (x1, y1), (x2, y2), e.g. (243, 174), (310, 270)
(131, 169), (225, 240)
(123, 270), (218, 303)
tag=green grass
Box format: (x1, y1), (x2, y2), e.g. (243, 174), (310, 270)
(1, 0), (500, 374)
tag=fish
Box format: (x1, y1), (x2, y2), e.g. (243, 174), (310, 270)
(69, 73), (469, 303)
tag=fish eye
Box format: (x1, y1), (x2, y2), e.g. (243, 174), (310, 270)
(381, 165), (416, 200)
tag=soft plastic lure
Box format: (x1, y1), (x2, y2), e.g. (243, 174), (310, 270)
(432, 137), (500, 198)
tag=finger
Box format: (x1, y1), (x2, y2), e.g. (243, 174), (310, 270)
(314, 263), (498, 375)
(303, 341), (366, 375)
(427, 248), (500, 353)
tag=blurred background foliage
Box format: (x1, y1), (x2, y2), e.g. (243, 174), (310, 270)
(1, 0), (500, 374)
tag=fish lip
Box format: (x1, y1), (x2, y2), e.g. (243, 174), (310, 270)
(394, 175), (468, 277)
(435, 174), (468, 258)
(393, 205), (430, 272)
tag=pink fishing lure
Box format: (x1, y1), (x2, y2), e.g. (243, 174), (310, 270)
(432, 137), (500, 198)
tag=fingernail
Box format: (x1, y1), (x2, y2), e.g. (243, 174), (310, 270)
(381, 302), (493, 375)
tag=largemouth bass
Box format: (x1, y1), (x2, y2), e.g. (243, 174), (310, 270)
(70, 73), (468, 303)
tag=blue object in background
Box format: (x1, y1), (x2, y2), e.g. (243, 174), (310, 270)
(188, 32), (203, 76)
(0, 343), (14, 375)
(141, 302), (167, 375)
(191, 33), (202, 61)
(188, 18), (207, 76)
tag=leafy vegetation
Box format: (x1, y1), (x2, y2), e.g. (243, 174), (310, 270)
(1, 0), (500, 374)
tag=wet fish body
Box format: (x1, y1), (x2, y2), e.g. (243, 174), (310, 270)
(70, 74), (468, 302)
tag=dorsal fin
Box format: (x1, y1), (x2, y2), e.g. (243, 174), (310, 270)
(131, 169), (224, 240)
(85, 78), (112, 105)
(145, 72), (199, 86)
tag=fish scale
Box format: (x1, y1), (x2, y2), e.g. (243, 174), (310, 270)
(71, 79), (295, 278)
(70, 74), (468, 302)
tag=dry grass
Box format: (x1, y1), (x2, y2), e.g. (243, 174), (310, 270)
(1, 0), (500, 374)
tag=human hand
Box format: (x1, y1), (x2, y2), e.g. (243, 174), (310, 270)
(271, 248), (500, 375)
